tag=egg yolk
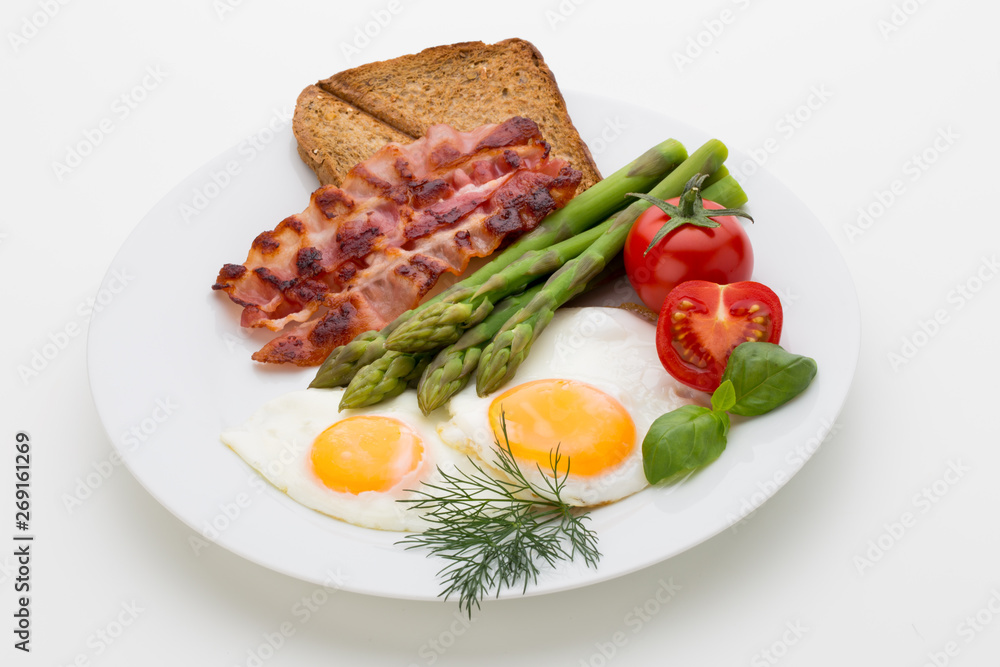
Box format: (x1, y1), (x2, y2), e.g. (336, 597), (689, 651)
(487, 379), (636, 477)
(310, 416), (424, 494)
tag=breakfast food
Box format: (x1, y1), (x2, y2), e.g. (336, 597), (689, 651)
(213, 117), (581, 366)
(221, 388), (475, 531)
(439, 307), (705, 506)
(208, 37), (827, 613)
(294, 38), (602, 191)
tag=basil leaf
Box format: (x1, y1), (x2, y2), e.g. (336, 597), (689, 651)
(642, 405), (729, 484)
(721, 342), (818, 416)
(711, 380), (736, 413)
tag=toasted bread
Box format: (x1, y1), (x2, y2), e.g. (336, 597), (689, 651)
(293, 85), (413, 188)
(293, 38), (601, 190)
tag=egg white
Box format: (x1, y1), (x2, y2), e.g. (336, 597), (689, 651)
(221, 388), (473, 532)
(439, 307), (707, 506)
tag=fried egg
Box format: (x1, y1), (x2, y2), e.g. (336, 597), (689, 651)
(221, 389), (470, 531)
(439, 307), (706, 506)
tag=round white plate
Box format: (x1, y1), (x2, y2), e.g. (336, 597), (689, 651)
(88, 93), (860, 602)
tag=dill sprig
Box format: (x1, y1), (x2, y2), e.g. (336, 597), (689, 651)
(396, 413), (601, 616)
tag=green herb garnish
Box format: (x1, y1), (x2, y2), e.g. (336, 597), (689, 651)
(396, 414), (601, 616)
(720, 342), (818, 416)
(642, 403), (731, 485)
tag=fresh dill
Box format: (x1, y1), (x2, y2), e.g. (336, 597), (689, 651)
(396, 414), (601, 616)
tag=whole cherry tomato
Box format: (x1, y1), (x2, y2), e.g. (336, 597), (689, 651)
(624, 186), (754, 313)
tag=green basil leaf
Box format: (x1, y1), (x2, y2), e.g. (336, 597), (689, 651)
(642, 405), (729, 484)
(721, 342), (818, 416)
(711, 380), (736, 413)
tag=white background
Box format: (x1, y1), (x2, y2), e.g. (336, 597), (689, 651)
(3, 0), (999, 665)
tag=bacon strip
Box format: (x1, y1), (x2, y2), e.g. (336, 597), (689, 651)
(213, 117), (581, 365)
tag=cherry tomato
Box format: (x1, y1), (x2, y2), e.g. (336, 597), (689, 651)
(624, 198), (754, 312)
(656, 280), (783, 392)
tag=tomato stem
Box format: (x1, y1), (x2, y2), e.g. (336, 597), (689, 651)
(676, 174), (707, 217)
(628, 174), (754, 257)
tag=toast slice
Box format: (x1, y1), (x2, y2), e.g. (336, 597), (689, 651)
(294, 38), (601, 190)
(293, 85), (414, 187)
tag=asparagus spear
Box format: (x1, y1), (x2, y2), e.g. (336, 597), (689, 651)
(702, 164), (729, 188)
(702, 174), (748, 209)
(384, 216), (616, 353)
(416, 283), (545, 414)
(308, 139), (688, 389)
(416, 257), (625, 415)
(476, 140), (729, 396)
(309, 329), (386, 389)
(338, 349), (431, 410)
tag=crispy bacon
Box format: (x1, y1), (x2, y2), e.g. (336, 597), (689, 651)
(213, 117), (582, 365)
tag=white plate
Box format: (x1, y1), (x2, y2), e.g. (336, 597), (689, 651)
(88, 93), (860, 601)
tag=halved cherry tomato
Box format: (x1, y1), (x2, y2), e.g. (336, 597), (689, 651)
(624, 198), (754, 313)
(656, 280), (783, 392)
